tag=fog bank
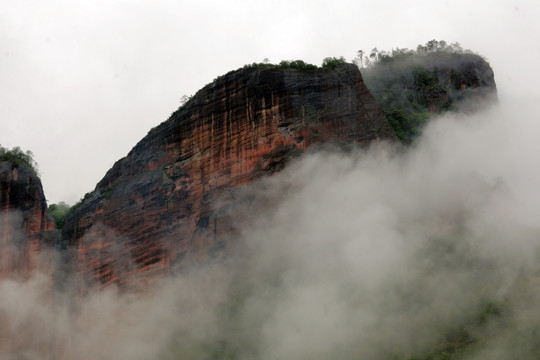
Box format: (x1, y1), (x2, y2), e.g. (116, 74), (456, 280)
(2, 98), (540, 359)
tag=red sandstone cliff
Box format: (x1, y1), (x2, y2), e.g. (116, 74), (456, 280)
(62, 63), (397, 289)
(0, 161), (56, 279)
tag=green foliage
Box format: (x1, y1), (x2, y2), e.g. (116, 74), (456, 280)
(477, 302), (502, 325)
(321, 56), (346, 69)
(278, 59), (318, 71)
(360, 40), (476, 143)
(416, 40), (463, 55)
(359, 40), (469, 69)
(48, 201), (71, 229)
(411, 69), (453, 111)
(238, 59), (320, 72)
(210, 57), (348, 91)
(235, 57), (348, 74)
(384, 108), (430, 144)
(0, 145), (39, 174)
(413, 69), (438, 89)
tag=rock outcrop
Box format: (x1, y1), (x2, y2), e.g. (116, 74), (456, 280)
(62, 63), (397, 289)
(0, 161), (56, 279)
(362, 52), (497, 142)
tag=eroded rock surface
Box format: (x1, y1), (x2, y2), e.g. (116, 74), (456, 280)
(0, 162), (56, 279)
(62, 63), (397, 289)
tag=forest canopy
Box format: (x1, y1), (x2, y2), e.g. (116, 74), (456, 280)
(358, 40), (491, 143)
(353, 39), (471, 68)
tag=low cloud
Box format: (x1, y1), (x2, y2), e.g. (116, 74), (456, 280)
(2, 98), (540, 359)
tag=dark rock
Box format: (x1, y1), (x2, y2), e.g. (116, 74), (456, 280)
(62, 63), (397, 289)
(363, 52), (497, 142)
(0, 161), (56, 279)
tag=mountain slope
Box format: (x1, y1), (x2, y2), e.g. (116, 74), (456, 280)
(61, 63), (397, 289)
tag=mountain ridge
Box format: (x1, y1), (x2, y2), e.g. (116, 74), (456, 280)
(60, 63), (397, 289)
(0, 52), (497, 289)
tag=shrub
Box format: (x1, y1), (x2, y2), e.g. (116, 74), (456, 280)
(321, 56), (346, 69)
(0, 145), (39, 174)
(48, 202), (71, 229)
(278, 60), (318, 71)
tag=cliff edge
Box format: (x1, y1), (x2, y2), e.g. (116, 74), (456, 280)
(0, 161), (56, 278)
(363, 51), (497, 142)
(62, 63), (397, 289)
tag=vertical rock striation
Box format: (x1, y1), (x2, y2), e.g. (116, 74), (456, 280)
(62, 63), (397, 289)
(0, 161), (56, 279)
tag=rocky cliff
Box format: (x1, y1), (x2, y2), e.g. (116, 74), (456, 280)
(362, 52), (497, 142)
(0, 161), (56, 279)
(61, 63), (397, 289)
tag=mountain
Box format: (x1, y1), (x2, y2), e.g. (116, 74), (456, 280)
(362, 48), (497, 142)
(0, 51), (502, 359)
(1, 51), (497, 291)
(0, 160), (56, 279)
(61, 62), (397, 289)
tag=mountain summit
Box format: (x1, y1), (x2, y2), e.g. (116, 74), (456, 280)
(61, 63), (397, 288)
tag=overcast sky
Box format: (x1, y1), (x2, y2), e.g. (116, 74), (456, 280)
(2, 0), (539, 204)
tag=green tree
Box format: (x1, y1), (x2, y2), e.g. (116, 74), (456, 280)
(321, 56), (346, 69)
(0, 145), (39, 174)
(353, 49), (365, 68)
(48, 201), (71, 229)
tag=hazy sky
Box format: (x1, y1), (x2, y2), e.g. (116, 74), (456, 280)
(2, 0), (539, 204)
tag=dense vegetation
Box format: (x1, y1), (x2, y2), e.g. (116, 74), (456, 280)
(48, 201), (71, 229)
(359, 40), (490, 144)
(0, 145), (39, 174)
(246, 56), (347, 72)
(49, 190), (95, 229)
(353, 40), (469, 69)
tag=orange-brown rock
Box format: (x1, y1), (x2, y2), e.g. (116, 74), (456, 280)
(0, 161), (56, 279)
(62, 63), (397, 289)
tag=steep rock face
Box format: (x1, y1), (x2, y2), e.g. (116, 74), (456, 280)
(0, 162), (56, 279)
(365, 52), (497, 110)
(62, 63), (397, 289)
(363, 52), (497, 142)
